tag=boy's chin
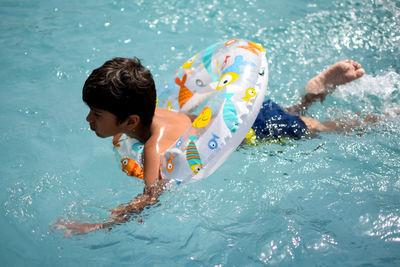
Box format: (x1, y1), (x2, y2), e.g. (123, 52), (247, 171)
(95, 132), (110, 138)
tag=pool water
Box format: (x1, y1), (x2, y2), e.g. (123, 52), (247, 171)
(1, 0), (400, 265)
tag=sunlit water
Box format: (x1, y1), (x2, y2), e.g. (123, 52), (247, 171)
(1, 0), (400, 265)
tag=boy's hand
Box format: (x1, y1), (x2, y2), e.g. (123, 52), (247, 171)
(53, 219), (106, 237)
(54, 180), (168, 236)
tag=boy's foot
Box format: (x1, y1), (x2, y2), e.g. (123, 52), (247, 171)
(305, 60), (365, 96)
(285, 60), (365, 115)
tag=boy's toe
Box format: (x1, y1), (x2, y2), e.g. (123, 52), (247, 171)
(356, 68), (365, 78)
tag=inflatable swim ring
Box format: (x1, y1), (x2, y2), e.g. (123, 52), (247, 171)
(114, 39), (268, 184)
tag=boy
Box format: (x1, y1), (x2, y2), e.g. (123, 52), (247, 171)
(55, 57), (364, 236)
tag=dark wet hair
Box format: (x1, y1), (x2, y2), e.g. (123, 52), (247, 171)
(82, 57), (156, 126)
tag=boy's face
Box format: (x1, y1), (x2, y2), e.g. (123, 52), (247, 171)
(86, 107), (123, 138)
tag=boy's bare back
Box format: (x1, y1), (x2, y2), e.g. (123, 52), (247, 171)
(142, 107), (192, 186)
(148, 107), (192, 153)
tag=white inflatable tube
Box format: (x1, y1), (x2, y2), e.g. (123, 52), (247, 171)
(115, 39), (268, 184)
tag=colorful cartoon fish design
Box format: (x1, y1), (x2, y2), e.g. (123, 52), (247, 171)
(176, 136), (183, 148)
(245, 128), (257, 145)
(182, 54), (198, 69)
(192, 107), (212, 128)
(225, 39), (238, 46)
(238, 42), (265, 56)
(222, 93), (239, 133)
(167, 101), (173, 110)
(202, 43), (219, 82)
(222, 55), (231, 69)
(208, 133), (220, 150)
(216, 72), (239, 91)
(112, 134), (122, 148)
(222, 55), (256, 75)
(250, 42), (265, 52)
(186, 136), (203, 174)
(132, 141), (144, 152)
(121, 158), (144, 179)
(175, 73), (194, 108)
(166, 154), (175, 173)
(242, 87), (257, 103)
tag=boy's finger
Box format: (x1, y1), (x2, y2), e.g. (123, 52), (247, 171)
(64, 230), (72, 237)
(53, 224), (67, 230)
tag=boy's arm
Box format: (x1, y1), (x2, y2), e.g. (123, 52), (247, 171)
(54, 139), (165, 236)
(109, 179), (166, 218)
(53, 180), (166, 236)
(106, 137), (164, 223)
(143, 138), (162, 186)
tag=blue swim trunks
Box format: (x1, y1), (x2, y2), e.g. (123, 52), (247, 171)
(251, 100), (307, 139)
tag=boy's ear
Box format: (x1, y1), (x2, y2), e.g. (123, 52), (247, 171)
(125, 114), (140, 130)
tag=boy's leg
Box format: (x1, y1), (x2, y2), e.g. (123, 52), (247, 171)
(300, 113), (386, 134)
(252, 60), (365, 138)
(300, 116), (346, 132)
(286, 60), (365, 114)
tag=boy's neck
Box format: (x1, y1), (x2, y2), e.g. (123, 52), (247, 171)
(126, 123), (151, 143)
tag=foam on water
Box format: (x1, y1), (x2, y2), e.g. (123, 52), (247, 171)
(335, 72), (400, 114)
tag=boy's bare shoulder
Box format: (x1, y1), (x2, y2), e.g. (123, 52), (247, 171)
(153, 107), (192, 128)
(148, 108), (192, 153)
(155, 107), (191, 120)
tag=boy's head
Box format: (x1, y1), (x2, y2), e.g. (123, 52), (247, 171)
(82, 57), (156, 127)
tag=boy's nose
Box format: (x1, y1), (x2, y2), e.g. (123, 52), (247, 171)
(86, 111), (93, 122)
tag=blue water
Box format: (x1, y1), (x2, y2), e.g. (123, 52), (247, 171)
(1, 0), (400, 265)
